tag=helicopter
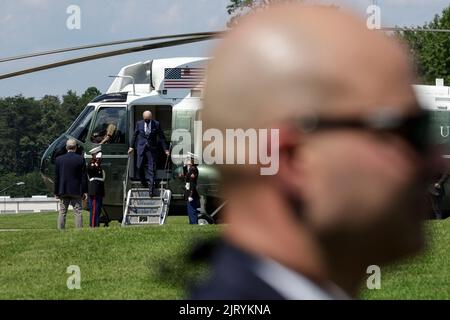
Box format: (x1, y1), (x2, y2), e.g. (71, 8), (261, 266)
(39, 56), (225, 225)
(1, 28), (450, 223)
(1, 32), (224, 225)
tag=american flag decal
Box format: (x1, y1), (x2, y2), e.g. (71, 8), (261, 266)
(163, 67), (205, 89)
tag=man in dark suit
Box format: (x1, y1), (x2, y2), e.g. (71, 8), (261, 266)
(128, 111), (169, 195)
(191, 4), (440, 299)
(54, 138), (88, 230)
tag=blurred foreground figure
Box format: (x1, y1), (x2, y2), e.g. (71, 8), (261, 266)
(191, 4), (441, 299)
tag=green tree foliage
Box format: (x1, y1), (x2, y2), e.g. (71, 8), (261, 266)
(398, 6), (450, 85)
(80, 87), (102, 108)
(227, 0), (303, 26)
(0, 88), (101, 197)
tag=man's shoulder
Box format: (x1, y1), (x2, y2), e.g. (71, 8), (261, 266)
(56, 153), (69, 161)
(66, 152), (84, 161)
(190, 241), (285, 300)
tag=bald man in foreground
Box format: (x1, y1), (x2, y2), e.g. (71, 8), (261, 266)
(191, 4), (441, 299)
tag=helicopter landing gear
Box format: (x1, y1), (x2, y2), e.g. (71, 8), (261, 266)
(198, 213), (214, 225)
(99, 215), (110, 227)
(99, 208), (111, 227)
(198, 196), (227, 225)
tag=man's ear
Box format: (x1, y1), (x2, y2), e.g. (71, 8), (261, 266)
(275, 124), (304, 190)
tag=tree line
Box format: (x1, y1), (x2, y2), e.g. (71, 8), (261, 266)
(227, 1), (450, 86)
(0, 87), (101, 197)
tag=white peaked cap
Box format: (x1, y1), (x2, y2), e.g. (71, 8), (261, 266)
(187, 152), (199, 159)
(186, 152), (199, 165)
(89, 146), (102, 154)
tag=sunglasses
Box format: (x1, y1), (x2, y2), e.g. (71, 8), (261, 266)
(296, 109), (431, 154)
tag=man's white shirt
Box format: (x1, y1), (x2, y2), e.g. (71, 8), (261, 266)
(254, 258), (351, 300)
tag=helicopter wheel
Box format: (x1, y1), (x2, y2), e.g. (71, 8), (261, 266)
(198, 196), (227, 224)
(198, 213), (214, 225)
(99, 211), (110, 227)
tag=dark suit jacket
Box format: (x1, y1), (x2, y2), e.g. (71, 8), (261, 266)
(131, 120), (168, 167)
(190, 242), (285, 300)
(54, 152), (88, 197)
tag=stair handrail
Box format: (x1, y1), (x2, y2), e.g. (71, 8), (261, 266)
(121, 189), (132, 226)
(159, 142), (172, 199)
(123, 152), (132, 215)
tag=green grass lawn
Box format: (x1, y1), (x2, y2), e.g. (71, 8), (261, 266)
(0, 211), (448, 299)
(0, 211), (219, 299)
(361, 219), (450, 300)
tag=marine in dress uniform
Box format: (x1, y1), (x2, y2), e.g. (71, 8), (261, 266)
(184, 157), (200, 224)
(87, 146), (105, 228)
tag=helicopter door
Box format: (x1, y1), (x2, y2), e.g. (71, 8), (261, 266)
(88, 106), (128, 206)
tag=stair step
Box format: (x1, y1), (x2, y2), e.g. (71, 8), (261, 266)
(129, 196), (162, 200)
(129, 203), (162, 207)
(130, 193), (163, 197)
(127, 216), (160, 224)
(129, 192), (162, 196)
(129, 198), (162, 202)
(129, 204), (161, 208)
(127, 213), (161, 217)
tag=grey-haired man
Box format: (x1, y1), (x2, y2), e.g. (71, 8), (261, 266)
(54, 139), (88, 229)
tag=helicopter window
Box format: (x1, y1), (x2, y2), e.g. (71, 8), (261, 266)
(67, 105), (95, 143)
(91, 107), (126, 144)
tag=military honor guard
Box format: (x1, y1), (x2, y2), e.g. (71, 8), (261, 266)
(184, 154), (200, 224)
(87, 146), (105, 228)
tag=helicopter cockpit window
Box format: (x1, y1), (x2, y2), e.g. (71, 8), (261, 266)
(67, 105), (94, 143)
(91, 107), (126, 144)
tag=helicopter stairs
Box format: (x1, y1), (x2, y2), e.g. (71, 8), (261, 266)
(121, 181), (171, 226)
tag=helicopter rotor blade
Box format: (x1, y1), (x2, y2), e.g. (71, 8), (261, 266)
(0, 34), (218, 80)
(0, 31), (223, 64)
(1, 26), (448, 81)
(1, 27), (447, 65)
